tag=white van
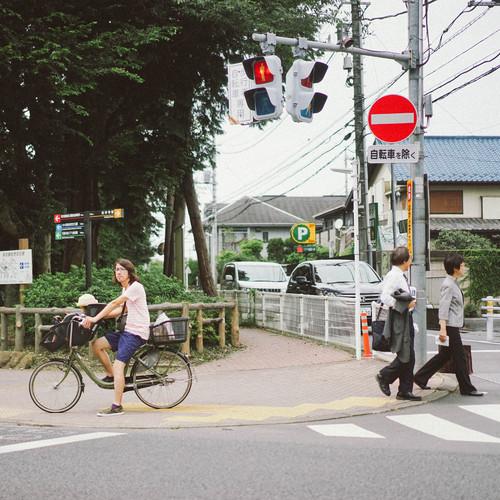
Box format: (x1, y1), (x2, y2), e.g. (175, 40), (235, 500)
(221, 261), (288, 293)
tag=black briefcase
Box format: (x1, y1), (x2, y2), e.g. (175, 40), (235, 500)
(438, 344), (473, 374)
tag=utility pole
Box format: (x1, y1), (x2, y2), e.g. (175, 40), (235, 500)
(350, 0), (373, 266)
(408, 0), (427, 368)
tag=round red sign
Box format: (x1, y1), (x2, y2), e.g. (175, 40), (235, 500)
(368, 94), (417, 143)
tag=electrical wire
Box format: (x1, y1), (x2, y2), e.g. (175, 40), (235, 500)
(425, 49), (500, 95)
(432, 63), (500, 103)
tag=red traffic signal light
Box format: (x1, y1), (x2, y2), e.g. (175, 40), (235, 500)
(242, 55), (283, 121)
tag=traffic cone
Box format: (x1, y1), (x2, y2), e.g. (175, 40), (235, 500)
(361, 311), (372, 358)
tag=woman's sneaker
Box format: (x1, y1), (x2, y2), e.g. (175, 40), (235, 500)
(97, 404), (123, 417)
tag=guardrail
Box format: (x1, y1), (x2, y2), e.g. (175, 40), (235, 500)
(0, 301), (239, 355)
(481, 296), (500, 341)
(221, 290), (358, 350)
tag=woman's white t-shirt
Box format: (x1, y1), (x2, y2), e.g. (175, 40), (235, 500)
(122, 281), (150, 340)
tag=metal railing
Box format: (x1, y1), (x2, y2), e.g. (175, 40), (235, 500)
(222, 290), (357, 350)
(481, 296), (500, 341)
(0, 301), (239, 355)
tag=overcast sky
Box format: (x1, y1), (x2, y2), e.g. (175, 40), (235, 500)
(182, 1), (500, 259)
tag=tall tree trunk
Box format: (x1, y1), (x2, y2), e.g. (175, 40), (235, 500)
(182, 170), (216, 296)
(163, 192), (175, 276)
(172, 192), (185, 282)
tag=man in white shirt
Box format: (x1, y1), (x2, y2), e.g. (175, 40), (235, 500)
(375, 246), (421, 401)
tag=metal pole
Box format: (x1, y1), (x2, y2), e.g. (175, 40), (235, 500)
(352, 159), (361, 360)
(351, 0), (373, 267)
(252, 33), (410, 64)
(391, 164), (397, 247)
(84, 213), (92, 289)
(408, 0), (427, 368)
(210, 164), (218, 284)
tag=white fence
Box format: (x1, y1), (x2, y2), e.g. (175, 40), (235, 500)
(222, 291), (357, 349)
(481, 296), (500, 340)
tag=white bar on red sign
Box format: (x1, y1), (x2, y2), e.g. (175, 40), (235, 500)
(370, 113), (415, 125)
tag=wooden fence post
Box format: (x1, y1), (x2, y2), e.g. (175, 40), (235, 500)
(34, 313), (42, 354)
(181, 302), (191, 356)
(196, 309), (204, 353)
(1, 313), (8, 350)
(231, 300), (240, 347)
(218, 306), (226, 348)
(15, 305), (25, 351)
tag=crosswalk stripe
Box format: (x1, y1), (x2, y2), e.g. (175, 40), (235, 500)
(0, 432), (124, 455)
(387, 413), (500, 443)
(460, 404), (500, 423)
(308, 423), (384, 439)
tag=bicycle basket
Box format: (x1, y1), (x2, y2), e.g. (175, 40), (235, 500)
(40, 325), (67, 352)
(149, 317), (188, 346)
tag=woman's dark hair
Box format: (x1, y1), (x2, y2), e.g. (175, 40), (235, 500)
(113, 258), (140, 284)
(444, 253), (464, 276)
(390, 246), (411, 266)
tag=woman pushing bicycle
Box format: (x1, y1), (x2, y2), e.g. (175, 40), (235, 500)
(82, 258), (150, 416)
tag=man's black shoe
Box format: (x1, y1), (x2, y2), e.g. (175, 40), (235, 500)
(375, 373), (390, 396)
(414, 380), (431, 390)
(101, 375), (114, 383)
(396, 392), (422, 401)
(462, 390), (485, 397)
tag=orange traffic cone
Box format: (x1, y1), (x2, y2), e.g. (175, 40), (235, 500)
(361, 311), (372, 358)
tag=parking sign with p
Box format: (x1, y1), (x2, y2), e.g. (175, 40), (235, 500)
(290, 223), (316, 244)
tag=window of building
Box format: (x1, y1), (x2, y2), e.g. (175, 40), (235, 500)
(262, 231), (269, 242)
(430, 190), (463, 214)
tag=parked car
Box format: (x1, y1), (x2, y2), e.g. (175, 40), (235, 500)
(286, 259), (382, 320)
(221, 261), (288, 293)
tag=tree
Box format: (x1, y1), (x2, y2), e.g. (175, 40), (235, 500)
(240, 239), (263, 260)
(267, 238), (286, 263)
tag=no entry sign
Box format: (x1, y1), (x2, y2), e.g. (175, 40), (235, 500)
(368, 94), (417, 143)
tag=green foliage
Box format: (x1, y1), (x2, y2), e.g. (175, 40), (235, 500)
(187, 259), (199, 287)
(267, 238), (286, 263)
(464, 302), (479, 318)
(239, 239), (263, 259)
(434, 230), (495, 251)
(24, 265), (208, 308)
(434, 230), (500, 304)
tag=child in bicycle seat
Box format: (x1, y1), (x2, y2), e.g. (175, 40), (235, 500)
(81, 258), (150, 416)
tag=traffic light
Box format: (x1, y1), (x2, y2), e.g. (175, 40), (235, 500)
(285, 59), (328, 123)
(242, 56), (283, 121)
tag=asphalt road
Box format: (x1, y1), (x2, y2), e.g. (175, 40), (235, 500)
(1, 332), (499, 500)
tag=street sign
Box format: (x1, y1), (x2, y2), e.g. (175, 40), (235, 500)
(368, 94), (417, 143)
(0, 250), (33, 284)
(227, 63), (253, 125)
(407, 180), (413, 256)
(290, 223), (316, 244)
(53, 209), (124, 223)
(367, 144), (419, 164)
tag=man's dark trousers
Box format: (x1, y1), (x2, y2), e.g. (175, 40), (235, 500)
(380, 320), (415, 394)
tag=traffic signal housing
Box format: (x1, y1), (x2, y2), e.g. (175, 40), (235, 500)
(243, 56), (283, 121)
(285, 60), (328, 123)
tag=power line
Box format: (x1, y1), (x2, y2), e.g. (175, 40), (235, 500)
(432, 63), (500, 103)
(426, 49), (500, 95)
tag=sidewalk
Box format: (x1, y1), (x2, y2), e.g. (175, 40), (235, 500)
(0, 328), (457, 429)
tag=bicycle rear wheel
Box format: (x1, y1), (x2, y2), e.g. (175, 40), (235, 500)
(131, 348), (192, 409)
(29, 360), (83, 413)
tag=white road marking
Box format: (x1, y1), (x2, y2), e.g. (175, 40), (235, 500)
(428, 350), (500, 354)
(387, 414), (500, 443)
(460, 404), (500, 423)
(0, 432), (124, 455)
(371, 112), (415, 125)
(308, 424), (384, 439)
(426, 333), (500, 346)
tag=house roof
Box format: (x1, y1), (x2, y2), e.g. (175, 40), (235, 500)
(216, 195), (345, 226)
(389, 136), (500, 183)
(430, 217), (500, 232)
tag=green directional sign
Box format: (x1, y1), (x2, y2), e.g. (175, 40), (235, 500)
(290, 223), (316, 244)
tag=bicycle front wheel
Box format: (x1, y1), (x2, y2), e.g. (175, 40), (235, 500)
(132, 349), (192, 409)
(29, 360), (83, 413)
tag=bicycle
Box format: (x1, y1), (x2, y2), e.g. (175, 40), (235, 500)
(29, 313), (192, 413)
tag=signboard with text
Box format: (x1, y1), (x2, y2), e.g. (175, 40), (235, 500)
(290, 223), (316, 244)
(407, 180), (413, 256)
(367, 144), (418, 164)
(0, 249), (33, 284)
